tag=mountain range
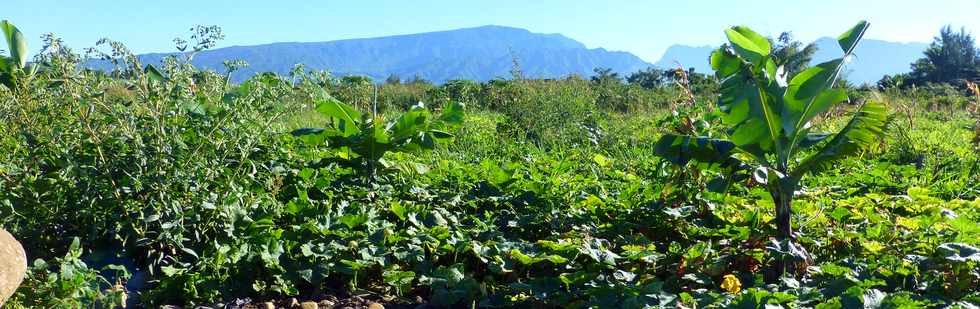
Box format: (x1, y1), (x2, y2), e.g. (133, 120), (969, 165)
(119, 25), (929, 84)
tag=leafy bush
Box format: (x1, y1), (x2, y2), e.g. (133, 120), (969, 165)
(488, 78), (604, 148)
(8, 238), (129, 309)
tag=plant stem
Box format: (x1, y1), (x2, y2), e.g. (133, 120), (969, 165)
(771, 181), (795, 278)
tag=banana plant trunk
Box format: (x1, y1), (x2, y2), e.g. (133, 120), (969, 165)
(770, 177), (797, 278)
(773, 189), (793, 243)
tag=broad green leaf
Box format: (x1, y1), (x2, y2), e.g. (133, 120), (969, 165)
(372, 116), (390, 144)
(439, 101), (465, 127)
(653, 134), (740, 167)
(717, 77), (753, 125)
(429, 129), (454, 140)
(792, 101), (887, 179)
(785, 59), (845, 101)
(797, 133), (831, 148)
(0, 20), (27, 69)
(725, 26), (771, 63)
(801, 89), (847, 125)
(291, 128), (324, 136)
(838, 20), (870, 54)
(144, 64), (166, 83)
(715, 68), (782, 153)
(783, 62), (848, 135)
(782, 26), (866, 143)
(390, 202), (408, 221)
(391, 107), (429, 141)
(710, 47), (741, 77)
(0, 55), (9, 72)
(339, 213), (369, 229)
(730, 118), (769, 148)
(747, 89), (781, 151)
(315, 97), (362, 136)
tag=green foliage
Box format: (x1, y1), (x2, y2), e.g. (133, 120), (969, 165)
(657, 21), (888, 276)
(490, 78), (605, 148)
(8, 238), (130, 308)
(909, 25), (980, 86)
(626, 67), (666, 89)
(769, 32), (818, 79)
(0, 20), (37, 90)
(292, 93), (465, 177)
(1, 21), (979, 309)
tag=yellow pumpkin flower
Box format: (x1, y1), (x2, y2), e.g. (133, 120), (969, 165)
(720, 274), (741, 294)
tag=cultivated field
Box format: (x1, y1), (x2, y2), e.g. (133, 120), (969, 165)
(1, 20), (979, 308)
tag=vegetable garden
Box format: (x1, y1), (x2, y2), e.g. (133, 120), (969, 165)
(0, 19), (978, 308)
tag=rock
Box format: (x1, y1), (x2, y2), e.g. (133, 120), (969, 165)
(286, 298), (299, 308)
(0, 229), (26, 306)
(367, 303), (384, 309)
(261, 301), (276, 309)
(318, 300), (335, 309)
(301, 301), (319, 309)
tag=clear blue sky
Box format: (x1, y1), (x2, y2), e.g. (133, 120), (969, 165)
(6, 0), (979, 62)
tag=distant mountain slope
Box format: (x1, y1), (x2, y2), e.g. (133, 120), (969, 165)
(810, 38), (928, 85)
(127, 26), (652, 83)
(653, 44), (716, 74)
(654, 38), (929, 84)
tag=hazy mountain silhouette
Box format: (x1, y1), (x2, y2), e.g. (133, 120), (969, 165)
(124, 25), (652, 83)
(654, 38), (929, 85)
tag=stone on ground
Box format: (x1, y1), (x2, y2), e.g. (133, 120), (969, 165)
(0, 228), (27, 306)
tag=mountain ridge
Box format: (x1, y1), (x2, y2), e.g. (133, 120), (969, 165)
(125, 25), (651, 83)
(110, 26), (929, 84)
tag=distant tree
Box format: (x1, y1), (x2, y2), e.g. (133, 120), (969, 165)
(877, 73), (911, 89)
(591, 67), (622, 84)
(673, 67), (718, 94)
(627, 67), (665, 89)
(406, 74), (431, 85)
(909, 25), (980, 85)
(508, 48), (523, 80)
(769, 32), (818, 79)
(385, 74), (401, 84)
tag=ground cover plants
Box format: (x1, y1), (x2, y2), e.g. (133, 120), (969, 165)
(0, 19), (978, 308)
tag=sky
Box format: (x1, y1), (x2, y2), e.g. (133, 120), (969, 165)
(6, 0), (980, 62)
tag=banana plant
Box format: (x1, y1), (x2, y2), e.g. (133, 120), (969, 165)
(654, 21), (887, 276)
(0, 20), (37, 90)
(293, 91), (465, 178)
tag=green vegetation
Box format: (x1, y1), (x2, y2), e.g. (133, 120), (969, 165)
(655, 21), (887, 278)
(1, 19), (979, 308)
(881, 25), (980, 89)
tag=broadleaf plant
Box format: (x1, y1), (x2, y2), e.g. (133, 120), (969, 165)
(0, 20), (37, 90)
(293, 91), (465, 178)
(654, 21), (887, 277)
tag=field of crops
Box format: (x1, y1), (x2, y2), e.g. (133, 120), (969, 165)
(1, 20), (979, 308)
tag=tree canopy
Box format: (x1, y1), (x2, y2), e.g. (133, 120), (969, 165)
(908, 25), (980, 86)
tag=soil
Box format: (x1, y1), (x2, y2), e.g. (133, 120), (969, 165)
(159, 293), (423, 309)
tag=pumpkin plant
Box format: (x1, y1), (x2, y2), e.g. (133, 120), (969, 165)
(654, 21), (887, 276)
(293, 91), (465, 178)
